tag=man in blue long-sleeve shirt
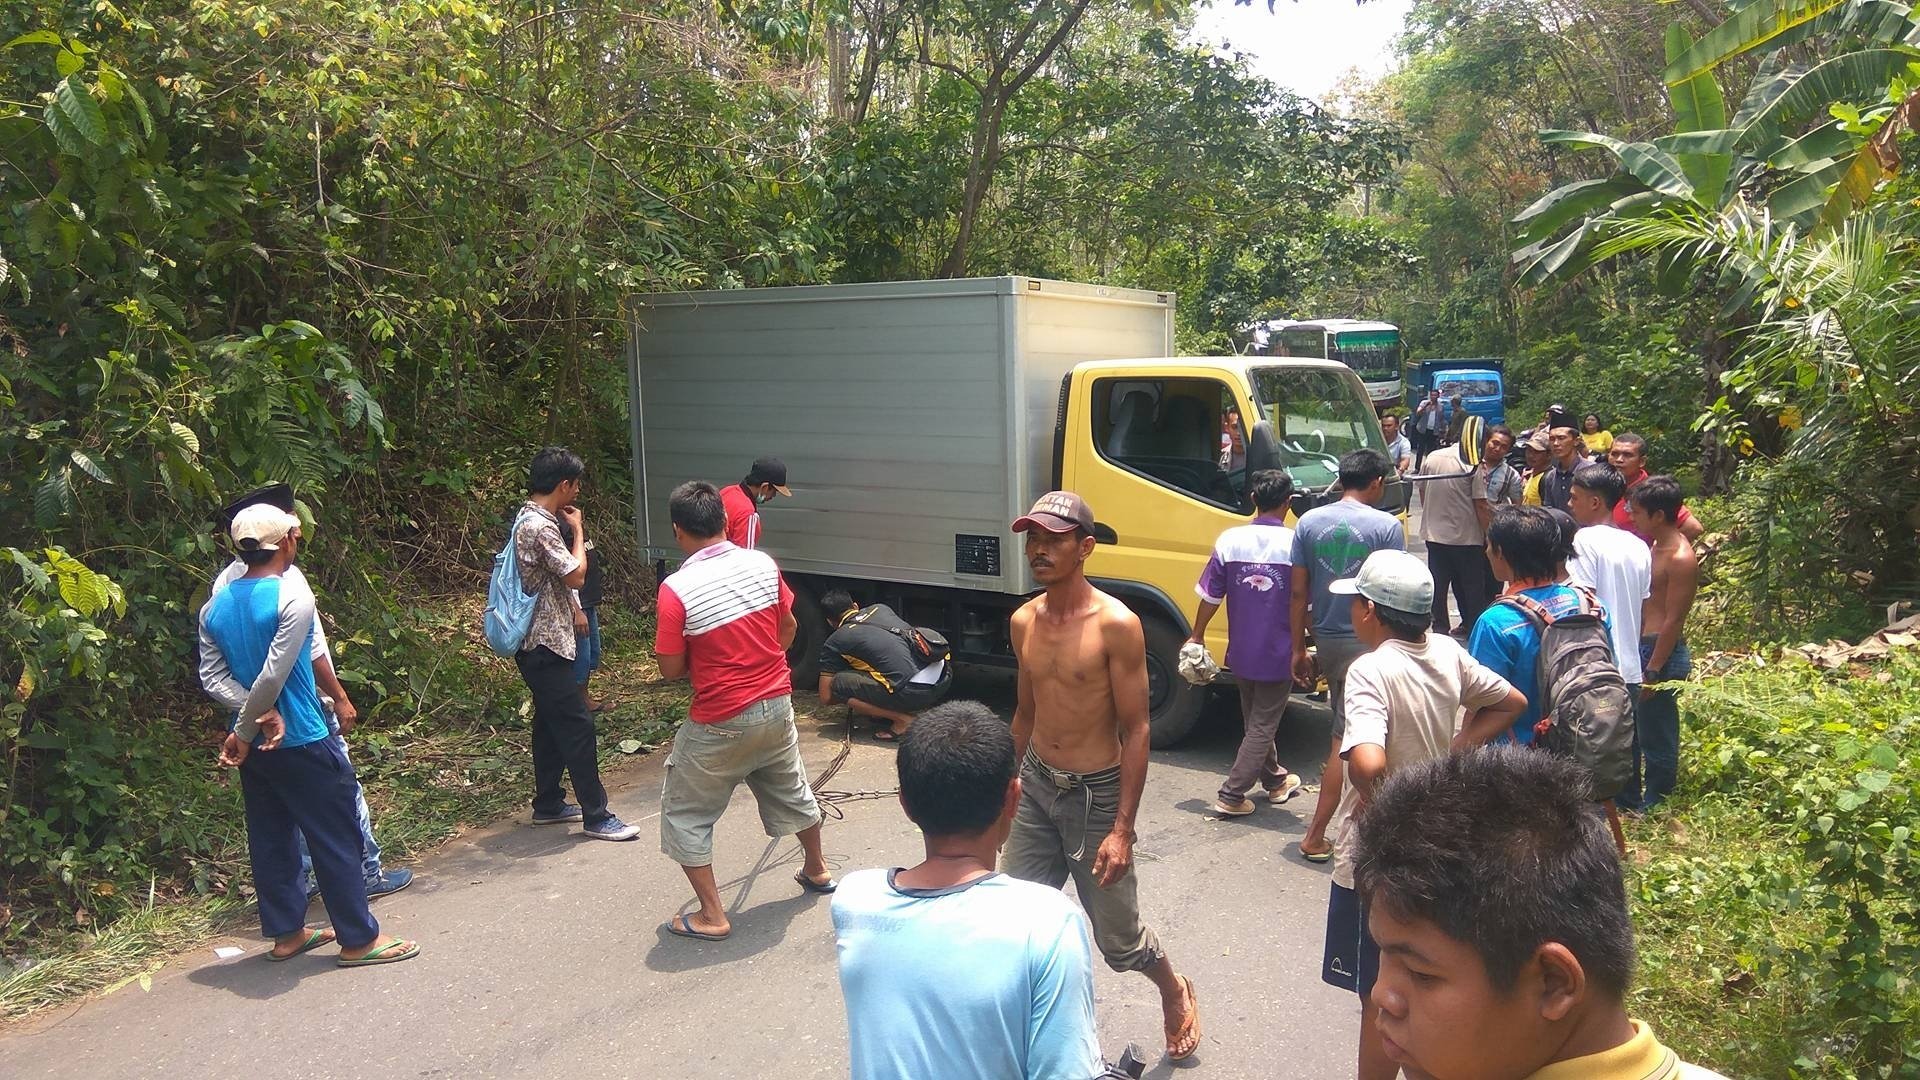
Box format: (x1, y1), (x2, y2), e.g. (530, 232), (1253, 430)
(198, 503), (419, 967)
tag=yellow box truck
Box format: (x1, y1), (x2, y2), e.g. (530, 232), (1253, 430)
(627, 277), (1402, 745)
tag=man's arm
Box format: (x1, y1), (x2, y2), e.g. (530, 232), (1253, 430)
(1024, 910), (1104, 1080)
(778, 607), (797, 650)
(653, 581), (689, 681)
(1473, 496), (1492, 533)
(1289, 563), (1313, 684)
(1092, 607), (1151, 888)
(816, 673), (836, 705)
(1454, 685), (1528, 750)
(1009, 606), (1036, 762)
(1188, 599), (1221, 643)
(1678, 507), (1705, 541)
(1190, 551), (1226, 643)
(545, 509), (588, 590)
(312, 653), (358, 732)
(1345, 743), (1386, 810)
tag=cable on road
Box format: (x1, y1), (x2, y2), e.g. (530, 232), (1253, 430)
(810, 709), (898, 820)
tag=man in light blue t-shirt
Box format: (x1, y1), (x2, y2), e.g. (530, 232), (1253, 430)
(833, 701), (1138, 1080)
(1289, 449), (1405, 864)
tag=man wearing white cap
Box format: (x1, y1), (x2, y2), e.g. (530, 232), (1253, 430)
(1319, 549), (1524, 1080)
(210, 484), (411, 900)
(198, 504), (418, 967)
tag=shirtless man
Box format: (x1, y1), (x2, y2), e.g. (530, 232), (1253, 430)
(1004, 491), (1201, 1063)
(1626, 475), (1699, 811)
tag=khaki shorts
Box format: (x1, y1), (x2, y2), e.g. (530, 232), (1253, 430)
(659, 695), (822, 866)
(1002, 751), (1165, 973)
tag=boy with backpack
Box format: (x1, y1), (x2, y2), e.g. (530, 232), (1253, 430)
(1469, 506), (1635, 810)
(486, 447), (641, 841)
(1320, 550), (1525, 1080)
(816, 589), (955, 741)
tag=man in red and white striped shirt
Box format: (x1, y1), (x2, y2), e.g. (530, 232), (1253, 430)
(654, 481), (833, 942)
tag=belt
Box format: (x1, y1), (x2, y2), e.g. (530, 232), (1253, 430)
(1023, 749), (1120, 861)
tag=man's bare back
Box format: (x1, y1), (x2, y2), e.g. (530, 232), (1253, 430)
(1011, 586), (1148, 774)
(1642, 531), (1699, 654)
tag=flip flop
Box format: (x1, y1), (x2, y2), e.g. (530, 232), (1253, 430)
(872, 728), (899, 742)
(794, 871), (838, 895)
(336, 938), (419, 967)
(1167, 975), (1202, 1061)
(1297, 843), (1332, 864)
(665, 914), (729, 942)
(266, 927), (335, 962)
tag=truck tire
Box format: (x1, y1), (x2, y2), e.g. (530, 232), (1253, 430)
(1140, 613), (1206, 748)
(785, 576), (827, 691)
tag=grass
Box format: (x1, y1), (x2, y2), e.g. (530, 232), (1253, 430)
(1623, 651), (1919, 1078)
(0, 602), (683, 1023)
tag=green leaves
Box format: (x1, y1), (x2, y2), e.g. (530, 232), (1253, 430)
(1663, 0), (1851, 86)
(51, 75), (107, 148)
(1665, 23), (1732, 205)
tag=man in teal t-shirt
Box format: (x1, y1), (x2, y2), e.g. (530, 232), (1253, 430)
(1469, 505), (1610, 744)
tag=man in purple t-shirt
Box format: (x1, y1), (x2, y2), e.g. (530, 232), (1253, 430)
(1190, 470), (1303, 816)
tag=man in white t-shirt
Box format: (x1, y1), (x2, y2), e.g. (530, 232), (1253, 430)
(834, 700), (1142, 1080)
(1565, 464), (1651, 688)
(1319, 550), (1525, 1080)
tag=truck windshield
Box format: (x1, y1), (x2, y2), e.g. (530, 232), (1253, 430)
(1249, 367), (1386, 491)
(1436, 376), (1500, 398)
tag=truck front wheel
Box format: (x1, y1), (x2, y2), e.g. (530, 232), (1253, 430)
(784, 576), (827, 691)
(1140, 613), (1207, 748)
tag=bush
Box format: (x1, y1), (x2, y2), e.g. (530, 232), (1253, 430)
(1630, 652), (1919, 1078)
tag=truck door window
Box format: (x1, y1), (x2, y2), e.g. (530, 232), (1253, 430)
(1092, 377), (1249, 511)
(1248, 367), (1386, 494)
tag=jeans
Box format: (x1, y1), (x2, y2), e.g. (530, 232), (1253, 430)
(518, 645), (611, 825)
(1628, 637), (1692, 810)
(573, 607), (602, 686)
(296, 733), (383, 887)
(240, 737), (380, 948)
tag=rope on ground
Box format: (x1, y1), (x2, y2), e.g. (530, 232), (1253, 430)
(810, 709), (899, 821)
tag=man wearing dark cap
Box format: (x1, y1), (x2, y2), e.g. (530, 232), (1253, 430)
(1003, 491), (1200, 1063)
(721, 456), (792, 550)
(209, 486), (412, 899)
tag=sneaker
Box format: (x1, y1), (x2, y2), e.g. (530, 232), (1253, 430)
(582, 815), (642, 841)
(531, 803), (584, 825)
(366, 868), (414, 899)
(1212, 795), (1258, 817)
(1266, 774), (1305, 805)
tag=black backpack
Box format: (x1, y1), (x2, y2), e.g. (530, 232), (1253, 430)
(1498, 586), (1635, 800)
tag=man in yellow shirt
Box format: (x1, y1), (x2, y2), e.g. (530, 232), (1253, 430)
(1349, 746), (1731, 1080)
(1518, 429), (1550, 507)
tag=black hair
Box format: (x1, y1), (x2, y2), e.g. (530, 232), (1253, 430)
(1373, 603), (1428, 642)
(668, 480), (727, 539)
(1486, 505), (1562, 581)
(1611, 432), (1647, 458)
(1583, 413), (1603, 427)
(1571, 463), (1627, 509)
(1249, 469), (1295, 514)
(527, 447), (585, 495)
(821, 589), (857, 618)
(1484, 423), (1513, 448)
(237, 548), (276, 567)
(1629, 474), (1684, 523)
(896, 701), (1017, 837)
(1549, 508), (1578, 564)
(1338, 449), (1392, 491)
(1352, 745), (1637, 999)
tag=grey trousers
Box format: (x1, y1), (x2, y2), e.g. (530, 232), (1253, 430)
(1220, 679), (1292, 802)
(1004, 751), (1165, 973)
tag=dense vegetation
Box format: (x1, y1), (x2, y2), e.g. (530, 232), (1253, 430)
(2, 0), (1915, 1071)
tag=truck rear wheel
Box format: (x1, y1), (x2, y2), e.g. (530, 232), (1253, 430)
(785, 577), (827, 690)
(1140, 613), (1206, 748)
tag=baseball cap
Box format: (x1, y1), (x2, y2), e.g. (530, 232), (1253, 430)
(1521, 429), (1550, 452)
(230, 503), (301, 552)
(745, 457), (792, 496)
(1329, 549), (1434, 617)
(1012, 491), (1095, 534)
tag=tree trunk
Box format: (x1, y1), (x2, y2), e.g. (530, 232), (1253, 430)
(939, 97), (1006, 278)
(1699, 324), (1735, 494)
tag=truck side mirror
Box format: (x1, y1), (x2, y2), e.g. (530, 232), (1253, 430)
(1246, 420), (1281, 474)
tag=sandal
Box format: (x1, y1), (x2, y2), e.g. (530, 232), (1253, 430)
(665, 914), (729, 942)
(1167, 975), (1202, 1060)
(872, 728), (899, 742)
(1297, 841), (1333, 864)
(794, 870), (838, 895)
(266, 927), (335, 962)
(336, 938), (420, 967)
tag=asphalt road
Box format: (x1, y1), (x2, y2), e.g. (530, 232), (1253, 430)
(0, 672), (1358, 1079)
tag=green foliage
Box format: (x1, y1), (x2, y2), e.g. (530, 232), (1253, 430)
(1632, 653), (1920, 1077)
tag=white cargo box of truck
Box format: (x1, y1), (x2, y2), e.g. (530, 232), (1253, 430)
(626, 277), (1174, 594)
